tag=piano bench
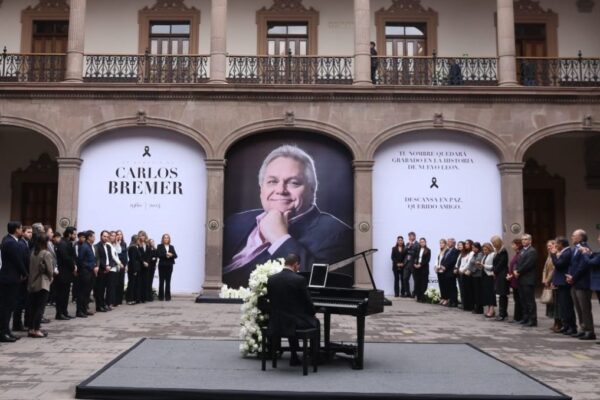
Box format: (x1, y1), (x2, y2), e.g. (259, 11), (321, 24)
(261, 326), (319, 376)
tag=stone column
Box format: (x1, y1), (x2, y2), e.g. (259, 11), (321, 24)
(64, 0), (86, 83)
(496, 0), (518, 86)
(200, 159), (226, 296)
(353, 160), (374, 286)
(353, 0), (372, 86)
(209, 0), (228, 84)
(56, 158), (83, 231)
(498, 162), (525, 247)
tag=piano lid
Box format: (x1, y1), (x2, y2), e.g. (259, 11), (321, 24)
(328, 249), (377, 273)
(327, 249), (379, 290)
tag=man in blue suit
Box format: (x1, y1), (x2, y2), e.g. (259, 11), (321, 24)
(76, 230), (98, 318)
(581, 232), (600, 344)
(566, 229), (595, 341)
(0, 221), (28, 342)
(223, 145), (353, 288)
(551, 237), (576, 335)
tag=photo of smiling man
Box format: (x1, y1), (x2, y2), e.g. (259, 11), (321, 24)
(223, 144), (353, 288)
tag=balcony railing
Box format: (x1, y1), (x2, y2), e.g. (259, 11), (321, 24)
(227, 55), (353, 84)
(0, 51), (66, 82)
(84, 54), (209, 83)
(374, 56), (498, 86)
(517, 56), (600, 87)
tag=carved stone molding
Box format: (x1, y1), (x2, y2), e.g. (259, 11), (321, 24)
(20, 0), (70, 53)
(512, 0), (559, 56)
(576, 0), (595, 13)
(259, 0), (317, 15)
(256, 0), (319, 55)
(24, 0), (69, 13)
(138, 0), (200, 53)
(375, 0), (438, 56)
(142, 0), (196, 12)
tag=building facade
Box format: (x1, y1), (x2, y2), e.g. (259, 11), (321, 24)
(0, 0), (599, 294)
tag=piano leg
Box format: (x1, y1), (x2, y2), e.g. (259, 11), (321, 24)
(324, 312), (331, 361)
(353, 315), (365, 370)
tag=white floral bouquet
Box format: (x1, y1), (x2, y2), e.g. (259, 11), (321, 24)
(239, 258), (284, 356)
(219, 284), (250, 299)
(424, 287), (441, 304)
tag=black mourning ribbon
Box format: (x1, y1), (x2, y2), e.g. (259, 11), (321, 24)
(430, 177), (439, 189)
(143, 146), (151, 157)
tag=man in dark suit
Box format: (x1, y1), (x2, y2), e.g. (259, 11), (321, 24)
(442, 238), (460, 307)
(402, 232), (420, 297)
(12, 225), (32, 332)
(55, 227), (77, 320)
(581, 233), (600, 345)
(223, 145), (353, 288)
(94, 230), (115, 312)
(76, 230), (98, 318)
(514, 233), (538, 327)
(266, 253), (319, 366)
(551, 237), (576, 335)
(566, 229), (595, 341)
(0, 221), (28, 342)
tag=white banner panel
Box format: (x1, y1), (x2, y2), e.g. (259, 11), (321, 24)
(78, 128), (207, 293)
(373, 131), (502, 296)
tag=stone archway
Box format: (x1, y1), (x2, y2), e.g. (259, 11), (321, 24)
(0, 124), (61, 229)
(522, 129), (600, 277)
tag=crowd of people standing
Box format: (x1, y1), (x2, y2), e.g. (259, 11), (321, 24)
(0, 221), (177, 342)
(392, 230), (600, 343)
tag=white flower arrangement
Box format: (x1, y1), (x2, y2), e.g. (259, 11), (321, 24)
(219, 284), (250, 299)
(238, 258), (284, 356)
(424, 287), (441, 304)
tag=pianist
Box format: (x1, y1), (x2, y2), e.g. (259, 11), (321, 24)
(266, 253), (320, 366)
(223, 145), (353, 288)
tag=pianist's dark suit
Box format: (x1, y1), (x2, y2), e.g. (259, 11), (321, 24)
(223, 207), (353, 288)
(266, 268), (319, 338)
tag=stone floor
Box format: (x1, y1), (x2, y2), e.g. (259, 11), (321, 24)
(0, 296), (598, 400)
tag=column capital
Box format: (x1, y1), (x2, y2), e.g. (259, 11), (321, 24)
(205, 158), (227, 170)
(497, 162), (525, 175)
(56, 157), (83, 169)
(353, 160), (375, 171)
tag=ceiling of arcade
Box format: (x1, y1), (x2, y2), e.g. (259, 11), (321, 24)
(0, 91), (598, 163)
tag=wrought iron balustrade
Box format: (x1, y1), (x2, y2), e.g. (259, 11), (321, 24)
(0, 50), (65, 82)
(517, 56), (600, 87)
(227, 55), (353, 84)
(84, 54), (209, 83)
(374, 56), (498, 86)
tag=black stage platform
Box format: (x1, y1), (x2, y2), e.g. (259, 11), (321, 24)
(76, 339), (570, 400)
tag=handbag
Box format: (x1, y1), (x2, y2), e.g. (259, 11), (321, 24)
(540, 287), (554, 305)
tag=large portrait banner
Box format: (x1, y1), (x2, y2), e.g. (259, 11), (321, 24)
(77, 128), (207, 293)
(373, 131), (502, 295)
(222, 132), (354, 288)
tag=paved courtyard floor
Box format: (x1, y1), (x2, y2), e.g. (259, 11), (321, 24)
(0, 295), (598, 400)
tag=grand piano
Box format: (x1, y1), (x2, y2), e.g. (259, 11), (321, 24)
(301, 249), (384, 370)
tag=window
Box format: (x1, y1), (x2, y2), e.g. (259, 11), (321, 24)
(150, 21), (191, 54)
(515, 23), (547, 57)
(138, 2), (200, 54)
(267, 22), (308, 56)
(32, 20), (69, 53)
(256, 1), (319, 56)
(385, 23), (426, 57)
(375, 1), (438, 57)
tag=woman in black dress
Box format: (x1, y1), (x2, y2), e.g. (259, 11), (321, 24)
(390, 236), (406, 298)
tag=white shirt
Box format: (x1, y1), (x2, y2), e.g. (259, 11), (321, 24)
(459, 251), (474, 273)
(417, 248), (424, 264)
(482, 252), (496, 276)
